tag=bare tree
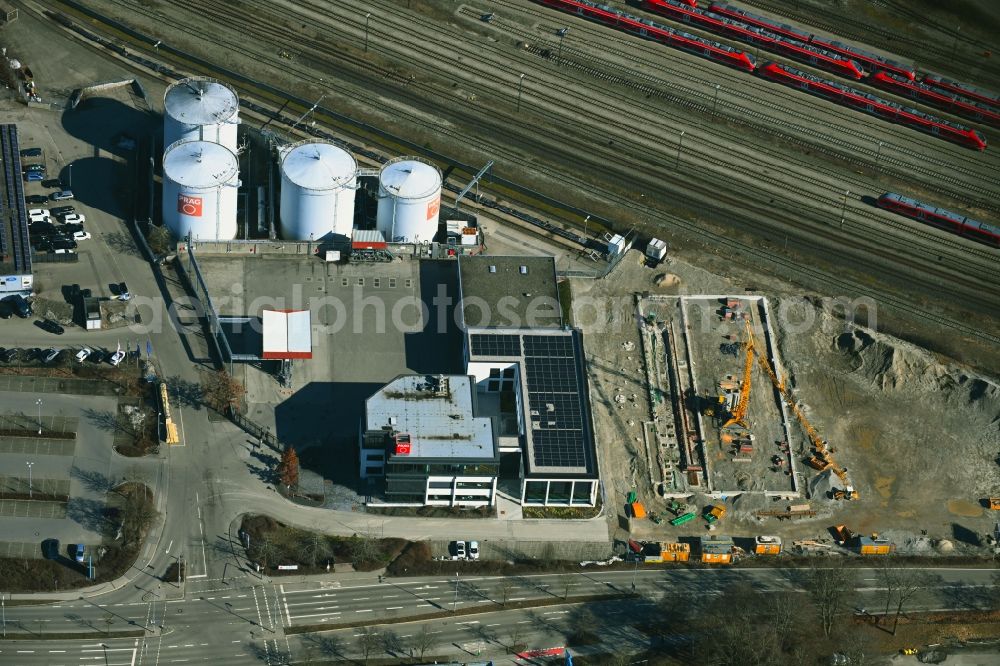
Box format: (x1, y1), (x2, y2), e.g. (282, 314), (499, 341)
(380, 629), (403, 657)
(147, 224), (173, 255)
(201, 369), (246, 415)
(358, 626), (379, 665)
(806, 562), (852, 637)
(889, 568), (925, 635)
(298, 531), (332, 568)
(507, 623), (525, 654)
(120, 486), (158, 547)
(413, 624), (436, 660)
(252, 535), (279, 571)
(497, 577), (516, 607)
(350, 532), (382, 566)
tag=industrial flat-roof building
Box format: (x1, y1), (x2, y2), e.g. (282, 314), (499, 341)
(360, 375), (499, 507)
(357, 255), (600, 508)
(0, 124), (34, 295)
(458, 256), (599, 507)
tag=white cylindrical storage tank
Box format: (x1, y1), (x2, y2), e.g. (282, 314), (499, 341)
(376, 157), (442, 244)
(163, 77), (240, 153)
(279, 140), (358, 241)
(162, 139), (240, 241)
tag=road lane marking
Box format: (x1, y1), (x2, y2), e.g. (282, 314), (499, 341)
(50, 650), (67, 653)
(283, 597), (291, 626)
(355, 609), (372, 613)
(386, 606), (403, 610)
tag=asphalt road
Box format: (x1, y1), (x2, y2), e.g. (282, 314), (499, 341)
(2, 567), (998, 664)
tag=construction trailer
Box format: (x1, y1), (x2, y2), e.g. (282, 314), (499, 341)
(700, 536), (734, 564)
(857, 535), (895, 555)
(646, 238), (667, 263)
(643, 541), (690, 563)
(670, 511), (696, 526)
(754, 535), (782, 555)
(703, 503), (727, 524)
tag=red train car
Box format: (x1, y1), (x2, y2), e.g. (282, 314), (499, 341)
(709, 2), (916, 79)
(870, 71), (1000, 129)
(641, 0), (863, 79)
(758, 63), (987, 151)
(876, 193), (1000, 247)
(534, 0), (756, 72)
(923, 74), (1000, 113)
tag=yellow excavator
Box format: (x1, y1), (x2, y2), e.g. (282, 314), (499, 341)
(729, 319), (857, 500)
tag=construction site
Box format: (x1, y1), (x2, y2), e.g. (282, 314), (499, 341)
(572, 248), (1000, 558)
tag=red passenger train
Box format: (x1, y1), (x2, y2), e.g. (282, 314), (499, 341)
(758, 63), (987, 151)
(641, 0), (864, 79)
(876, 193), (1000, 247)
(923, 74), (1000, 113)
(870, 71), (1000, 129)
(708, 2), (916, 80)
(534, 0), (756, 72)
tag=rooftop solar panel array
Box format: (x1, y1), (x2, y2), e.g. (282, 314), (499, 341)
(1, 124), (32, 275)
(522, 334), (590, 470)
(470, 333), (521, 358)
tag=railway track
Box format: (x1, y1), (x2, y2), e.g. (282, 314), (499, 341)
(52, 0), (1000, 347)
(170, 0), (999, 291)
(734, 0), (1000, 83)
(491, 0), (1000, 197)
(289, 0), (998, 269)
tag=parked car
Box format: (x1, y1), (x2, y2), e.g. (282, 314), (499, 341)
(117, 282), (131, 301)
(468, 541), (480, 560)
(51, 205), (75, 216)
(2, 295), (31, 318)
(62, 213), (86, 224)
(109, 349), (126, 366)
(20, 147), (43, 157)
(89, 349), (107, 364)
(42, 538), (60, 559)
(51, 238), (78, 250)
(23, 164), (46, 173)
(72, 231), (91, 241)
(73, 543), (85, 563)
(42, 348), (61, 363)
(25, 194), (49, 204)
(28, 208), (50, 217)
(25, 171), (44, 182)
(0, 302), (12, 319)
(75, 347), (92, 363)
(454, 540), (467, 559)
(37, 319), (65, 335)
(52, 248), (75, 255)
(29, 215), (50, 225)
(41, 178), (63, 188)
(0, 347), (16, 362)
(51, 190), (74, 201)
(62, 224), (84, 235)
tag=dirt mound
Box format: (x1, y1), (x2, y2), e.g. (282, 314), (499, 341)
(807, 469), (838, 501)
(653, 273), (680, 288)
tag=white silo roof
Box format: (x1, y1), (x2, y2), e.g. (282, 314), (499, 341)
(380, 160), (440, 199)
(165, 78), (239, 126)
(282, 141), (357, 191)
(163, 140), (239, 189)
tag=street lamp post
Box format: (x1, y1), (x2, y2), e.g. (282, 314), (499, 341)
(675, 130), (685, 169)
(452, 571), (460, 612)
(364, 13), (372, 53)
(26, 462), (33, 499)
(516, 73), (526, 113)
(583, 214), (591, 239)
(713, 84), (720, 114)
(36, 398), (42, 434)
(840, 189), (850, 229)
(557, 28), (569, 64)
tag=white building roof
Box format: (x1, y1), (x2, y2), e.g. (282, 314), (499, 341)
(262, 309), (312, 359)
(366, 375), (495, 460)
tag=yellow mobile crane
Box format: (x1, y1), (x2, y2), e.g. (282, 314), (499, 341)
(730, 319), (856, 499)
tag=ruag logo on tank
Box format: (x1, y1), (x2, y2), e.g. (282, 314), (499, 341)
(178, 194), (203, 217)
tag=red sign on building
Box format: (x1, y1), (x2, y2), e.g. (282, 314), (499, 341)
(426, 196), (440, 220)
(178, 194), (203, 217)
(394, 433), (411, 455)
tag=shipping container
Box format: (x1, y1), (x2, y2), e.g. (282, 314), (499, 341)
(670, 512), (696, 526)
(630, 501), (647, 519)
(754, 536), (782, 555)
(643, 541), (690, 563)
(352, 229), (387, 250)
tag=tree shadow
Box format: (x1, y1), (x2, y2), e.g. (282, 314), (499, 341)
(81, 407), (126, 434)
(70, 466), (115, 494)
(301, 633), (346, 661)
(66, 497), (112, 534)
(246, 448), (279, 484)
(163, 375), (204, 410)
(103, 231), (141, 257)
(381, 629), (405, 657)
(242, 641), (272, 664)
